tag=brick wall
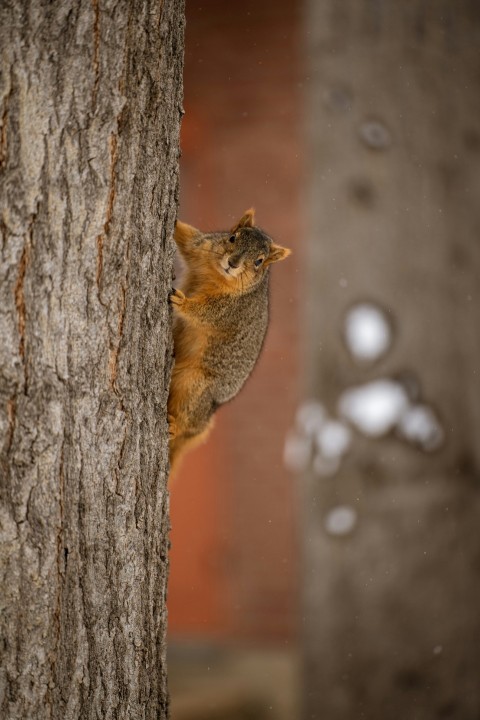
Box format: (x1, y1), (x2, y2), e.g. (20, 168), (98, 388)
(168, 0), (304, 643)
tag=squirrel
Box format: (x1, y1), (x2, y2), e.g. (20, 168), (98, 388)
(167, 208), (291, 477)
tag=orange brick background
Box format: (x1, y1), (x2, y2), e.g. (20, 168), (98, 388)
(168, 0), (304, 643)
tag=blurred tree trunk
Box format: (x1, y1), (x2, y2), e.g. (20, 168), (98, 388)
(0, 1), (184, 718)
(304, 2), (480, 719)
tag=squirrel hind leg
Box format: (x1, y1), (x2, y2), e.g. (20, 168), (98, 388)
(168, 420), (215, 483)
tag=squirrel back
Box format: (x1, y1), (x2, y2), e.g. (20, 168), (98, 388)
(168, 208), (291, 476)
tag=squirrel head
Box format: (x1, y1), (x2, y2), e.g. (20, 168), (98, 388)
(214, 208), (291, 290)
(175, 209), (291, 294)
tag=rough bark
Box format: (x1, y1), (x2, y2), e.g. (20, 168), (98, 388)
(303, 2), (480, 719)
(0, 1), (184, 718)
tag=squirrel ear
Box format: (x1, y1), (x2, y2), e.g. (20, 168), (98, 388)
(266, 243), (292, 265)
(175, 220), (200, 243)
(231, 208), (255, 232)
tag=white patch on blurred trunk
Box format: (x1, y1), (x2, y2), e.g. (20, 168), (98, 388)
(344, 302), (392, 363)
(338, 380), (409, 436)
(397, 404), (444, 451)
(325, 505), (357, 536)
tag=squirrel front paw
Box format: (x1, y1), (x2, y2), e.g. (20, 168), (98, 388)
(168, 414), (178, 439)
(169, 287), (186, 307)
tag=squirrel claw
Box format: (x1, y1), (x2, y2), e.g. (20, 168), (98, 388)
(169, 288), (186, 307)
(168, 414), (178, 439)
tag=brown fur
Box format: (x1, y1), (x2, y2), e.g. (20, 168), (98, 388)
(168, 209), (291, 478)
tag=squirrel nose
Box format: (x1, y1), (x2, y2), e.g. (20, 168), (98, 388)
(228, 258), (240, 269)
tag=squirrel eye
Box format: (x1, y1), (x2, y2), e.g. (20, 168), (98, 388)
(229, 234), (236, 243)
(254, 257), (263, 267)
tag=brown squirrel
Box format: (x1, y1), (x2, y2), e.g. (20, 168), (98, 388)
(167, 208), (291, 476)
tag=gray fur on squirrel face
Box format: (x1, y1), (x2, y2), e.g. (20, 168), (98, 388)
(206, 226), (273, 283)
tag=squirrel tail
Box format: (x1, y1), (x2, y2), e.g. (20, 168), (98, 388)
(168, 421), (214, 482)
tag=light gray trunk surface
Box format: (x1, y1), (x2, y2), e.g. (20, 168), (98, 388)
(303, 2), (480, 719)
(0, 1), (184, 718)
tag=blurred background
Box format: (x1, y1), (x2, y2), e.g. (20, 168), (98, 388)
(167, 2), (480, 719)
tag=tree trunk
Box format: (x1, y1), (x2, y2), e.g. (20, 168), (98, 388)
(303, 2), (480, 719)
(0, 1), (184, 718)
